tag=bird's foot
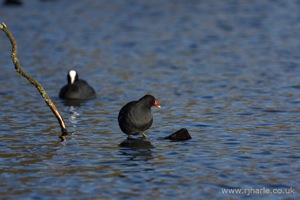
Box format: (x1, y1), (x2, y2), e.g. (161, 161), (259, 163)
(141, 132), (148, 139)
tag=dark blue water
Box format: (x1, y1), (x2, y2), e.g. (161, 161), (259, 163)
(0, 0), (299, 199)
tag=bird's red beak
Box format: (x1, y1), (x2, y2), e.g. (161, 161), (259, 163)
(154, 100), (161, 108)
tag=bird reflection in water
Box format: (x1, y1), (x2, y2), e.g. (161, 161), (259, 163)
(119, 138), (154, 161)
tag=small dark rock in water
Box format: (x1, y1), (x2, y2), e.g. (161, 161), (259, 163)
(164, 128), (192, 141)
(119, 138), (154, 149)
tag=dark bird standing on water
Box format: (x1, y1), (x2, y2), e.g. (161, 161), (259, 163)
(118, 95), (161, 138)
(59, 70), (96, 100)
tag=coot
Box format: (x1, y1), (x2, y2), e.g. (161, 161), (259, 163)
(59, 70), (96, 100)
(118, 95), (161, 138)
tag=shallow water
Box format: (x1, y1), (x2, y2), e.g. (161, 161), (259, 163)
(0, 0), (299, 199)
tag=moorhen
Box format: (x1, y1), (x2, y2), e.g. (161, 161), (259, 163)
(118, 95), (160, 138)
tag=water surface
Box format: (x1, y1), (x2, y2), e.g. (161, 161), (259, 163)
(0, 0), (299, 199)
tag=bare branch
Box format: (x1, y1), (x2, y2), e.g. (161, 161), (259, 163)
(1, 22), (68, 142)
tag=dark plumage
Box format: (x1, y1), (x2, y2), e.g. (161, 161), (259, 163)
(118, 95), (161, 138)
(59, 70), (96, 100)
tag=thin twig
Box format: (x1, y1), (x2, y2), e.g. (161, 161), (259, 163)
(1, 23), (68, 142)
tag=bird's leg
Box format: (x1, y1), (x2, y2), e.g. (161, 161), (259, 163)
(127, 135), (133, 139)
(141, 132), (148, 138)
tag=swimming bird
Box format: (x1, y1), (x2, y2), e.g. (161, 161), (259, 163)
(59, 69), (96, 100)
(118, 95), (161, 138)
